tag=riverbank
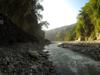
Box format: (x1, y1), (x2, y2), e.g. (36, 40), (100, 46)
(0, 42), (56, 75)
(58, 43), (100, 61)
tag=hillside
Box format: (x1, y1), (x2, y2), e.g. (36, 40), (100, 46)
(45, 0), (100, 42)
(69, 0), (100, 41)
(45, 24), (75, 41)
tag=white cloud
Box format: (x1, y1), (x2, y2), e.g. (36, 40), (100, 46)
(41, 0), (79, 30)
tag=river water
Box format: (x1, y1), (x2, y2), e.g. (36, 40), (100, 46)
(44, 44), (100, 75)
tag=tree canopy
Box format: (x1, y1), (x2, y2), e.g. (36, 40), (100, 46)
(65, 0), (100, 41)
(0, 0), (46, 41)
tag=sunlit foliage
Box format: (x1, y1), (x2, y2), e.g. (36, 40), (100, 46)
(67, 0), (100, 41)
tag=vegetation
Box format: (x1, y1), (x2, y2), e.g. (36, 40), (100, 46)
(45, 25), (74, 41)
(0, 0), (48, 42)
(0, 0), (56, 74)
(46, 0), (100, 41)
(68, 0), (100, 41)
(56, 24), (75, 41)
(63, 25), (76, 41)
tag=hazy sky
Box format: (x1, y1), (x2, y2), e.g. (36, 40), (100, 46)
(41, 0), (88, 30)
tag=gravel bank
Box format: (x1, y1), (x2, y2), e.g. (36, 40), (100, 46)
(59, 43), (100, 61)
(0, 43), (56, 75)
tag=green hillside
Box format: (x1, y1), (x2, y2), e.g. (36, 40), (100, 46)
(45, 24), (75, 41)
(70, 0), (100, 41)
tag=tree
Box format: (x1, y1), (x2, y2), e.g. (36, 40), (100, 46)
(0, 0), (45, 41)
(71, 0), (100, 41)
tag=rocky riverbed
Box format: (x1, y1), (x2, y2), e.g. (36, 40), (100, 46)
(0, 43), (56, 75)
(59, 43), (100, 61)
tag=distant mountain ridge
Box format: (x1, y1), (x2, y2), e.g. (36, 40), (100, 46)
(45, 24), (75, 41)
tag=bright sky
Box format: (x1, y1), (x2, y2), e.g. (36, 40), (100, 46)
(41, 0), (88, 30)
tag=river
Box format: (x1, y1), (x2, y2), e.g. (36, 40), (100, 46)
(44, 44), (100, 75)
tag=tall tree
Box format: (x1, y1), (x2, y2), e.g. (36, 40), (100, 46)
(0, 0), (45, 41)
(69, 0), (100, 41)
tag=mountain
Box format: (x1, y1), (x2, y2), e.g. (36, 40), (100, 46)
(45, 24), (75, 41)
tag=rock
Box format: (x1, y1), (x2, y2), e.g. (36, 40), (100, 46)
(28, 50), (40, 57)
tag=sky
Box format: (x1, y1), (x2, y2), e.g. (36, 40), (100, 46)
(41, 0), (88, 30)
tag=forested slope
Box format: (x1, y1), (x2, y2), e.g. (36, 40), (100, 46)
(0, 0), (46, 42)
(68, 0), (100, 41)
(45, 24), (75, 41)
(0, 0), (56, 74)
(45, 0), (100, 42)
